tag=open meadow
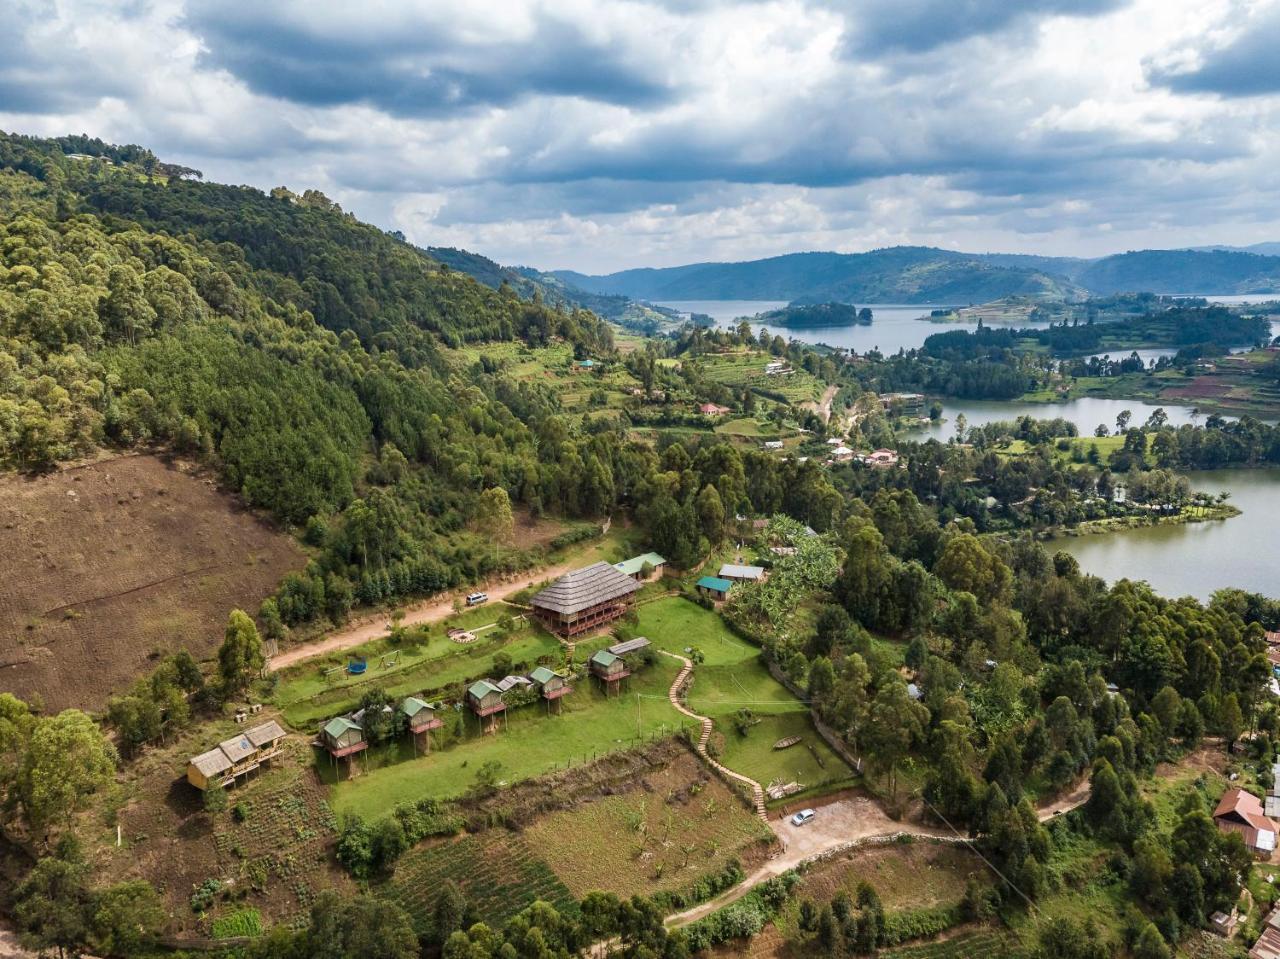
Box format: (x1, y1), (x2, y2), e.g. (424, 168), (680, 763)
(632, 599), (854, 794)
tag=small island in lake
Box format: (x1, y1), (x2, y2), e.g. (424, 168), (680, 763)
(756, 301), (873, 327)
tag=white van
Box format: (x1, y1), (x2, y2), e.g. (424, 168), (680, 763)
(466, 592), (488, 607)
(790, 809), (816, 826)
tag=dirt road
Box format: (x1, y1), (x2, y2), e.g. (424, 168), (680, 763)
(805, 384), (840, 425)
(665, 779), (1092, 928)
(267, 557), (586, 671)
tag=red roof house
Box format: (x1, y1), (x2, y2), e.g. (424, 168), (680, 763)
(1215, 787), (1278, 853)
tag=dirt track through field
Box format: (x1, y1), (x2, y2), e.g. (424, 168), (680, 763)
(267, 556), (589, 671)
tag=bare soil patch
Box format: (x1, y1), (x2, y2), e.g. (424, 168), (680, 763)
(0, 455), (303, 710)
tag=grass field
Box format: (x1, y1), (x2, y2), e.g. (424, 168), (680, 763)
(328, 653), (688, 818)
(632, 599), (853, 792)
(521, 750), (772, 899)
(327, 596), (846, 819)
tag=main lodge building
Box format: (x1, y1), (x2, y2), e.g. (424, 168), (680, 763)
(530, 561), (640, 637)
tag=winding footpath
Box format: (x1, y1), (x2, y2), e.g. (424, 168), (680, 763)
(656, 648), (1093, 929)
(661, 650), (769, 822)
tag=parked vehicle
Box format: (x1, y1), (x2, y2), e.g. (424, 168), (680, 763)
(790, 808), (816, 826)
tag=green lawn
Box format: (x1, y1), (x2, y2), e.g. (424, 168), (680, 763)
(279, 627), (563, 728)
(327, 597), (850, 819)
(633, 599), (853, 791)
(328, 655), (687, 818)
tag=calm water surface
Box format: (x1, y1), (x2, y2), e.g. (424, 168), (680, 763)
(1054, 469), (1280, 601)
(654, 300), (1053, 354)
(660, 299), (1280, 599)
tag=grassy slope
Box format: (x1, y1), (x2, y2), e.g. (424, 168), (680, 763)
(633, 600), (853, 791)
(327, 597), (848, 817)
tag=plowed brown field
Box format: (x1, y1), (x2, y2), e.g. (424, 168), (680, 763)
(0, 454), (303, 710)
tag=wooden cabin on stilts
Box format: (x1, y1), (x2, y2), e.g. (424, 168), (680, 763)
(401, 697), (443, 756)
(530, 666), (572, 714)
(319, 716), (368, 779)
(589, 649), (630, 695)
(467, 680), (507, 734)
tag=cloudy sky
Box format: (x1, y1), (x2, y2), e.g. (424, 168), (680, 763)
(3, 0), (1280, 272)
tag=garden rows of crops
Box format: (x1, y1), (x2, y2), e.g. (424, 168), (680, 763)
(210, 773), (340, 924)
(382, 831), (578, 937)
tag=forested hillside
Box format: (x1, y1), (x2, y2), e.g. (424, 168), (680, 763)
(0, 131), (842, 634)
(555, 248), (1079, 302)
(0, 131), (621, 622)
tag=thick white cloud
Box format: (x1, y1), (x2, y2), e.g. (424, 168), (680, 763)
(1, 0), (1280, 271)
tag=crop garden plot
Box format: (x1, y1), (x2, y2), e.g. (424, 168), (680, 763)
(109, 741), (350, 936)
(878, 929), (1020, 959)
(382, 832), (576, 937)
(522, 751), (773, 899)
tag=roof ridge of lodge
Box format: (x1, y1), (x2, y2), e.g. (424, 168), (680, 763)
(531, 561), (640, 616)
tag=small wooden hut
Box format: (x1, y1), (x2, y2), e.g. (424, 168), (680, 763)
(401, 697), (443, 754)
(589, 649), (630, 694)
(187, 747), (234, 792)
(530, 666), (571, 712)
(467, 679), (506, 733)
(696, 575), (733, 602)
(244, 720), (287, 761)
(320, 716), (367, 777)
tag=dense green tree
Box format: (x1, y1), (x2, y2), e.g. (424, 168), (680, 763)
(218, 609), (264, 696)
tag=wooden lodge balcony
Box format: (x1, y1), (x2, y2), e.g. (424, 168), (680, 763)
(538, 599), (632, 637)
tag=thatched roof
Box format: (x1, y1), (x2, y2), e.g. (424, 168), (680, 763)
(245, 720), (286, 748)
(531, 562), (639, 616)
(190, 747), (232, 778)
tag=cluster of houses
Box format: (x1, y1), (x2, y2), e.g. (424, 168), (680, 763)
(695, 562), (766, 602)
(878, 392), (925, 414)
(822, 438), (899, 468)
(317, 696), (446, 772)
(186, 719), (287, 792)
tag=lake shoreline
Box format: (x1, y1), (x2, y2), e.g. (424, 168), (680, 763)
(1046, 503), (1241, 540)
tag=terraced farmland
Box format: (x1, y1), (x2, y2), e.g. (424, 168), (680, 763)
(382, 832), (577, 937)
(522, 750), (772, 898)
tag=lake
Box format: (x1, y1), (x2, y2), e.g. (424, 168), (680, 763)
(659, 299), (1280, 600)
(910, 395), (1247, 441)
(1054, 469), (1280, 602)
(910, 397), (1280, 599)
(653, 299), (1056, 354)
(657, 297), (1278, 357)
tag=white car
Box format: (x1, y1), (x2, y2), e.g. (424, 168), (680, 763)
(465, 592), (488, 607)
(790, 809), (816, 826)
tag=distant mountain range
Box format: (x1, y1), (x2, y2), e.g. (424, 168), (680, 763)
(425, 246), (674, 328)
(549, 246), (1280, 303)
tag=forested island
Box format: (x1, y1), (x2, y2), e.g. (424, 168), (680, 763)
(754, 301), (873, 327)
